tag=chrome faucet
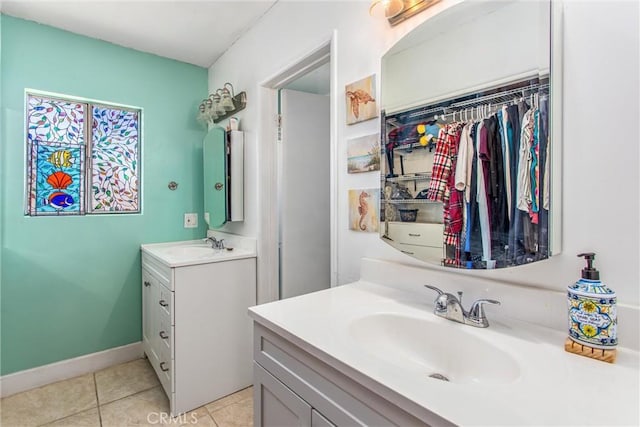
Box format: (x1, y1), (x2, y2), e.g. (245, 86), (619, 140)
(204, 237), (225, 250)
(424, 285), (500, 328)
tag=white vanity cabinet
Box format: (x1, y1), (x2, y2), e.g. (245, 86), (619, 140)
(141, 250), (256, 416)
(252, 324), (440, 427)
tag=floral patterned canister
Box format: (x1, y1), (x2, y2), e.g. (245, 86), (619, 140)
(568, 279), (617, 349)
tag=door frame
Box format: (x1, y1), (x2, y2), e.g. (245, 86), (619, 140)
(257, 32), (338, 303)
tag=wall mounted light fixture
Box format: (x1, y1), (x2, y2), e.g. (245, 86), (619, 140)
(370, 0), (441, 26)
(197, 83), (247, 126)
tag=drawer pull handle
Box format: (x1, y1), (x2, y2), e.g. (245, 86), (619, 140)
(159, 300), (169, 307)
(144, 281), (151, 287)
(401, 250), (415, 255)
(408, 233), (421, 237)
(160, 362), (169, 372)
(159, 331), (169, 339)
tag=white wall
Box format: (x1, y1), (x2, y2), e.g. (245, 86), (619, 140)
(209, 1), (639, 311)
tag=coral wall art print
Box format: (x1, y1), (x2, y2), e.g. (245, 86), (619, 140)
(345, 75), (377, 125)
(348, 188), (379, 233)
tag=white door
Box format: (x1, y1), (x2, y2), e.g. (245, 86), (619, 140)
(279, 89), (330, 299)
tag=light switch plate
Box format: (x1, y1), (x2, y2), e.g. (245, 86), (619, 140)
(184, 213), (198, 228)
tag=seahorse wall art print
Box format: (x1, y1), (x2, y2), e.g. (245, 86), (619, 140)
(349, 188), (379, 233)
(345, 74), (378, 125)
(358, 191), (369, 231)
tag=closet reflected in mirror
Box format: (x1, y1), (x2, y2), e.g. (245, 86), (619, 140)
(380, 0), (557, 269)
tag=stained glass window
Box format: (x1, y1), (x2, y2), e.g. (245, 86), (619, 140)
(91, 106), (139, 212)
(25, 94), (141, 216)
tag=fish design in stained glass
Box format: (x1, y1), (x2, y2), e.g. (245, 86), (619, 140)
(91, 106), (139, 212)
(27, 96), (85, 145)
(29, 142), (84, 215)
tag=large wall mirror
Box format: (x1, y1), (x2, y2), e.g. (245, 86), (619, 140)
(380, 0), (560, 270)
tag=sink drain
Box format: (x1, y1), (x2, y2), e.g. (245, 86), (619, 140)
(428, 373), (450, 382)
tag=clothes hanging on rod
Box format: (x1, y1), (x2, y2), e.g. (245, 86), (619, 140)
(420, 84), (549, 268)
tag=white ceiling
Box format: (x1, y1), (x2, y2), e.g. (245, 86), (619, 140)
(0, 1), (278, 68)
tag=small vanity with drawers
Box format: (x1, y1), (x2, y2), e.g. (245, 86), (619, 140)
(141, 235), (256, 416)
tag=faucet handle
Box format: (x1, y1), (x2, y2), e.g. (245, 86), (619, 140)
(424, 285), (448, 314)
(424, 285), (444, 295)
(467, 299), (501, 327)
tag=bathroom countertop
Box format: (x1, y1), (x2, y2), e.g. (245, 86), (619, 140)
(141, 239), (256, 268)
(249, 280), (639, 426)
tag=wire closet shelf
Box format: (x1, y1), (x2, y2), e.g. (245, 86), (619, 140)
(386, 76), (549, 125)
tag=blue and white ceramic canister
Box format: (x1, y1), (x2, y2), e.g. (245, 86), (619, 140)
(567, 253), (617, 349)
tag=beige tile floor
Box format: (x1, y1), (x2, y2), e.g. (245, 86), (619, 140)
(0, 358), (253, 427)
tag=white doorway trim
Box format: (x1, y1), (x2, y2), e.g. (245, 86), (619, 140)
(257, 32), (338, 304)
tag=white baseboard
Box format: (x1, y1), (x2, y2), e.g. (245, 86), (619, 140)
(0, 342), (144, 398)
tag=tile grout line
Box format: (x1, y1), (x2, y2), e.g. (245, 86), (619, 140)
(205, 392), (253, 426)
(93, 373), (103, 427)
(207, 397), (253, 427)
(31, 374), (102, 427)
(99, 384), (162, 408)
(204, 386), (254, 416)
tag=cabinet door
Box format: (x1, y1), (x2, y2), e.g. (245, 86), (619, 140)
(142, 268), (158, 360)
(311, 410), (336, 427)
(203, 127), (227, 228)
(254, 362), (311, 427)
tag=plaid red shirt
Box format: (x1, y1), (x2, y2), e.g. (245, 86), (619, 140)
(427, 123), (464, 264)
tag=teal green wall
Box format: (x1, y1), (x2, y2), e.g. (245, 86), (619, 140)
(0, 15), (208, 375)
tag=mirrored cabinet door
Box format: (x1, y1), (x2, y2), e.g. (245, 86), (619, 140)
(203, 127), (227, 228)
(379, 0), (557, 270)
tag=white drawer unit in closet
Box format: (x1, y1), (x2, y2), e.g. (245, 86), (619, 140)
(386, 221), (443, 246)
(387, 222), (444, 257)
(141, 249), (256, 416)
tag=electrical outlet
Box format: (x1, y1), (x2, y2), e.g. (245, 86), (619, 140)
(184, 213), (198, 228)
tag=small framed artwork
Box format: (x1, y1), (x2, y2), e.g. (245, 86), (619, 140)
(345, 74), (377, 125)
(347, 134), (380, 174)
(348, 188), (379, 232)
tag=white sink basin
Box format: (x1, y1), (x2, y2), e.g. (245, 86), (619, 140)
(141, 240), (256, 267)
(348, 313), (520, 385)
(162, 245), (222, 259)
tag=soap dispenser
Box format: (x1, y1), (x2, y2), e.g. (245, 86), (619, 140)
(565, 253), (617, 362)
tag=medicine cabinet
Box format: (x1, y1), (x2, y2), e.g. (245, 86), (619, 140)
(203, 128), (244, 228)
(379, 0), (561, 270)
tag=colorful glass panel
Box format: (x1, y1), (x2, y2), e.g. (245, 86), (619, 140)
(25, 94), (141, 216)
(91, 106), (139, 212)
(27, 96), (84, 145)
(30, 142), (84, 215)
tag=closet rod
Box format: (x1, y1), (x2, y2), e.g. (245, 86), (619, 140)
(400, 79), (549, 121)
(448, 83), (548, 109)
